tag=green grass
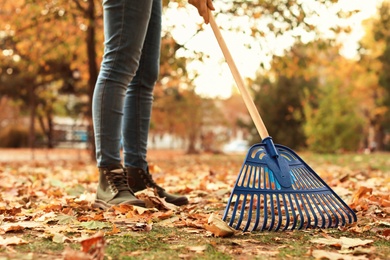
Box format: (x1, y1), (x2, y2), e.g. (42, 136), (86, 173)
(0, 151), (389, 260)
(0, 225), (389, 260)
(298, 152), (390, 173)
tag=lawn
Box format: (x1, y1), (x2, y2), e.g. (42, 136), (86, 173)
(0, 149), (389, 259)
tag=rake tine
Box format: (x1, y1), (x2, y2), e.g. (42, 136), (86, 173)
(222, 193), (233, 222)
(290, 170), (310, 229)
(228, 194), (240, 228)
(268, 194), (276, 231)
(318, 194), (334, 228)
(321, 194), (337, 228)
(313, 194), (330, 228)
(269, 168), (284, 231)
(293, 194), (305, 230)
(301, 168), (320, 188)
(325, 194), (345, 227)
(243, 194), (255, 232)
(251, 166), (262, 231)
(295, 171), (320, 228)
(241, 166), (256, 231)
(236, 194), (248, 229)
(298, 194), (312, 229)
(299, 168), (315, 189)
(261, 194), (268, 231)
(275, 194), (283, 231)
(329, 193), (355, 224)
(308, 194), (321, 228)
(324, 194), (344, 227)
(266, 168), (276, 231)
(301, 194), (315, 228)
(294, 168), (307, 189)
(281, 194), (290, 231)
(287, 194), (297, 230)
(240, 165), (250, 187)
(333, 193), (355, 224)
(252, 193), (261, 231)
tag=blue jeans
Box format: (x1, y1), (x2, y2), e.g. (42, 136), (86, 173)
(92, 0), (162, 170)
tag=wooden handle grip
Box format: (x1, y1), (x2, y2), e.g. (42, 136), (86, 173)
(208, 12), (269, 139)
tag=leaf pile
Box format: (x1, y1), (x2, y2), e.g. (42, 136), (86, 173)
(0, 149), (389, 259)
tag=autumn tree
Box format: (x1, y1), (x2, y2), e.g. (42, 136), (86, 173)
(303, 53), (365, 153)
(250, 41), (320, 149)
(0, 0), (84, 148)
(354, 1), (390, 151)
(0, 0), (103, 151)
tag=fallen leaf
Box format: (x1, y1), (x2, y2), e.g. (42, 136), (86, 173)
(63, 247), (92, 260)
(310, 236), (373, 250)
(52, 232), (71, 243)
(312, 249), (368, 260)
(0, 221), (42, 233)
(79, 221), (110, 230)
(57, 214), (80, 225)
(63, 232), (106, 260)
(105, 224), (121, 235)
(187, 245), (207, 253)
(205, 213), (235, 237)
(0, 236), (27, 246)
(130, 222), (153, 232)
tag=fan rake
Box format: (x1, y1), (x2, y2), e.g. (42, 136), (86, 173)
(222, 138), (357, 231)
(209, 12), (357, 232)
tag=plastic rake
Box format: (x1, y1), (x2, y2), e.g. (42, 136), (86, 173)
(209, 12), (357, 231)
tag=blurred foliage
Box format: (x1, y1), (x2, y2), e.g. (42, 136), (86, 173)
(0, 124), (44, 148)
(0, 0), (389, 152)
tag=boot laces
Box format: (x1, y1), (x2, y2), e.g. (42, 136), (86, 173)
(107, 169), (130, 193)
(143, 169), (164, 191)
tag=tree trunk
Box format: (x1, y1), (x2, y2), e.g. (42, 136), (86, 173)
(28, 84), (36, 158)
(38, 112), (54, 148)
(375, 124), (386, 151)
(86, 0), (98, 160)
(186, 132), (199, 154)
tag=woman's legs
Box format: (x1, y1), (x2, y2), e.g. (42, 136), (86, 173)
(122, 0), (188, 206)
(93, 0), (154, 167)
(91, 0), (155, 209)
(122, 0), (162, 171)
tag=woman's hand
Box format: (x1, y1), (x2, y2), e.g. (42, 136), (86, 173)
(188, 0), (215, 24)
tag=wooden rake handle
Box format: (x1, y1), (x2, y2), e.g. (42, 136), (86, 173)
(209, 12), (269, 140)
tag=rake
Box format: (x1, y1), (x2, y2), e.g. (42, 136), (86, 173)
(209, 12), (357, 231)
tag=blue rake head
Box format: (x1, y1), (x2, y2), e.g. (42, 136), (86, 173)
(222, 137), (357, 232)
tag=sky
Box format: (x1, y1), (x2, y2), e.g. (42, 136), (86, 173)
(163, 0), (383, 99)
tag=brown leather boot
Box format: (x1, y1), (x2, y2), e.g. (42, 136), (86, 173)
(92, 165), (145, 209)
(126, 167), (189, 206)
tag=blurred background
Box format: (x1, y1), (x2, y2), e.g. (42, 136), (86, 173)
(0, 0), (389, 157)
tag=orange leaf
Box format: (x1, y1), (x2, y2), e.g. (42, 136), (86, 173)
(352, 186), (373, 201)
(80, 231), (105, 260)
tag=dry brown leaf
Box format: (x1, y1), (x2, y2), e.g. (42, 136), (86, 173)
(136, 189), (177, 211)
(310, 236), (373, 250)
(186, 245), (207, 252)
(105, 224), (121, 235)
(312, 249), (368, 260)
(204, 213), (235, 237)
(0, 221), (42, 233)
(79, 231), (105, 260)
(0, 236), (27, 246)
(130, 222), (153, 232)
(62, 247), (91, 260)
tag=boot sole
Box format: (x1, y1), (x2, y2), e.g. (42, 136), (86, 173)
(166, 197), (189, 206)
(92, 199), (146, 210)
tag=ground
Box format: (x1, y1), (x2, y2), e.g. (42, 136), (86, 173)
(0, 148), (389, 259)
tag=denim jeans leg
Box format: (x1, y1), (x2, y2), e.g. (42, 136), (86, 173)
(123, 0), (162, 170)
(92, 0), (154, 167)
